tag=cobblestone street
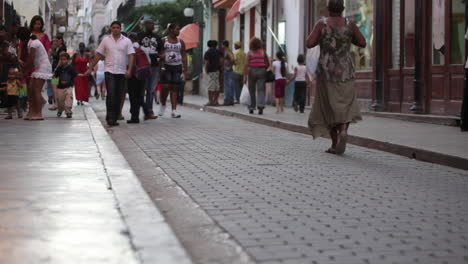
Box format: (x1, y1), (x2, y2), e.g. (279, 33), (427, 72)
(93, 101), (468, 264)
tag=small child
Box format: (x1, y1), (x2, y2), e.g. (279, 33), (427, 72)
(54, 52), (80, 118)
(0, 67), (22, 119)
(272, 51), (287, 113)
(288, 54), (311, 114)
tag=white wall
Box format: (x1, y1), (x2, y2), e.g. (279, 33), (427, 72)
(282, 0), (303, 72)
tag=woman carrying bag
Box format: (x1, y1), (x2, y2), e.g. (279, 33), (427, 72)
(244, 37), (270, 115)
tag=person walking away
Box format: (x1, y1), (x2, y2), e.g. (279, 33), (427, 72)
(158, 23), (188, 118)
(244, 37), (269, 115)
(126, 33), (153, 124)
(306, 0), (366, 155)
(288, 54), (311, 114)
(138, 19), (162, 119)
(233, 41), (246, 104)
(222, 40), (235, 106)
(54, 52), (80, 118)
(272, 51), (287, 113)
(87, 21), (135, 127)
(49, 35), (67, 111)
(0, 67), (22, 119)
(204, 40), (223, 106)
(73, 42), (90, 105)
(94, 57), (106, 100)
(17, 27), (52, 120)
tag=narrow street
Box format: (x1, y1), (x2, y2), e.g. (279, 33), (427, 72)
(93, 99), (468, 264)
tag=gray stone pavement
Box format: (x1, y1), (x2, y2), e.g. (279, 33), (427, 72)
(182, 95), (468, 170)
(93, 98), (468, 264)
(0, 102), (191, 264)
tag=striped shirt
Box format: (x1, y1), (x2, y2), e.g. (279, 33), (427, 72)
(248, 50), (266, 68)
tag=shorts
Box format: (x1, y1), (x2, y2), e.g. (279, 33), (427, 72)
(160, 64), (183, 85)
(274, 78), (286, 98)
(96, 72), (105, 85)
(6, 95), (18, 108)
(207, 72), (220, 92)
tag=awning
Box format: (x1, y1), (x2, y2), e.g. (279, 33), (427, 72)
(179, 23), (199, 49)
(239, 0), (260, 14)
(226, 0), (241, 22)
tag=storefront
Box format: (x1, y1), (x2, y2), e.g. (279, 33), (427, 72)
(310, 0), (466, 116)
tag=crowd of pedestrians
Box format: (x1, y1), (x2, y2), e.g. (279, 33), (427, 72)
(0, 16), (187, 127)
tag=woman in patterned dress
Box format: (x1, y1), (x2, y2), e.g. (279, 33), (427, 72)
(306, 0), (366, 155)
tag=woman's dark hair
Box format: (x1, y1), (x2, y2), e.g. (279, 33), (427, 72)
(276, 51), (286, 77)
(167, 23), (180, 31)
(223, 40), (229, 47)
(110, 21), (122, 28)
(297, 54), (305, 64)
(0, 25), (7, 32)
(17, 27), (32, 41)
(29, 15), (45, 32)
(249, 37), (263, 51)
(327, 0), (345, 14)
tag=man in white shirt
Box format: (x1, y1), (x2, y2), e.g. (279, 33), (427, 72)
(87, 21), (135, 126)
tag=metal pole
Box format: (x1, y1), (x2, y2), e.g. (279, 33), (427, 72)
(410, 0), (423, 113)
(371, 0), (383, 111)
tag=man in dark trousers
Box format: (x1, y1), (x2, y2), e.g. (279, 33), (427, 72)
(138, 18), (163, 119)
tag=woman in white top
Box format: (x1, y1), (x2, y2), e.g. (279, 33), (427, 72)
(288, 54), (311, 113)
(18, 27), (52, 120)
(272, 51), (287, 113)
(94, 58), (106, 100)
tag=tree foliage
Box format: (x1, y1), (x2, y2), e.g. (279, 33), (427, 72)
(123, 0), (193, 33)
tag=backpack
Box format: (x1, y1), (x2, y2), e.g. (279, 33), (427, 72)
(134, 45), (151, 80)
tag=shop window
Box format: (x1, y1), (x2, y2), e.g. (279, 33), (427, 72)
(451, 0), (465, 64)
(392, 0), (401, 69)
(432, 0), (445, 65)
(404, 0), (415, 67)
(344, 0), (374, 71)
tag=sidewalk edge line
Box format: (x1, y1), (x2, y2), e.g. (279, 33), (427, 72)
(184, 102), (468, 171)
(84, 106), (193, 264)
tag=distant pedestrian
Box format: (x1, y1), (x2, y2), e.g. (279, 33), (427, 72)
(204, 40), (223, 106)
(73, 42), (90, 105)
(87, 21), (135, 127)
(138, 18), (163, 118)
(94, 57), (106, 100)
(158, 23), (188, 118)
(272, 51), (287, 113)
(17, 27), (52, 120)
(54, 52), (80, 118)
(48, 35), (67, 111)
(288, 54), (311, 114)
(0, 67), (22, 119)
(126, 33), (152, 124)
(306, 0), (366, 154)
(244, 37), (269, 115)
(222, 40), (235, 106)
(233, 41), (246, 104)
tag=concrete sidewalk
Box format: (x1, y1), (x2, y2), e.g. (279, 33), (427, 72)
(0, 104), (191, 263)
(183, 95), (468, 171)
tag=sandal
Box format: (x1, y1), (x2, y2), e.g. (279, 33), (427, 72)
(325, 148), (336, 154)
(335, 131), (348, 155)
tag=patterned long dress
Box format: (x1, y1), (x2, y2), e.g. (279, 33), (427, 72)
(73, 55), (90, 102)
(308, 17), (362, 139)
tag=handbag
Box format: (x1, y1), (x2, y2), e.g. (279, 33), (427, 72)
(266, 70), (275, 83)
(134, 46), (152, 80)
(306, 46), (320, 78)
